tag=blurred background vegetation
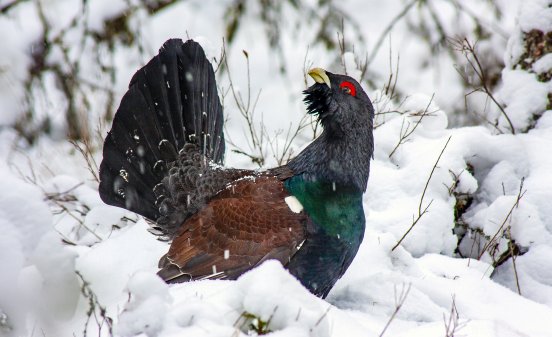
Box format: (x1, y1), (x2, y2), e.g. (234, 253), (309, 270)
(0, 0), (549, 144)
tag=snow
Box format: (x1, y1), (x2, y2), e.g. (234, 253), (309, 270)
(32, 231), (80, 320)
(1, 0), (552, 336)
(87, 0), (130, 32)
(0, 150), (77, 335)
(496, 69), (551, 130)
(0, 2), (41, 126)
(518, 0), (552, 32)
(154, 261), (335, 337)
(533, 53), (552, 74)
(117, 272), (172, 337)
(496, 0), (552, 132)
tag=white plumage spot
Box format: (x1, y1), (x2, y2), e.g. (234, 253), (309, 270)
(224, 250), (230, 260)
(285, 196), (303, 213)
(185, 71), (193, 82)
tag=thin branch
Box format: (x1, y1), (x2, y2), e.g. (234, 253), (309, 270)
(75, 271), (113, 337)
(419, 136), (451, 215)
(45, 183), (84, 200)
(338, 19), (347, 75)
(507, 227), (522, 295)
(224, 43), (266, 166)
(444, 0), (508, 39)
(310, 305), (332, 332)
(443, 295), (465, 337)
(0, 0), (30, 14)
(388, 94), (437, 158)
(379, 283), (411, 337)
(367, 0), (419, 67)
(392, 136), (452, 251)
(70, 139), (100, 182)
(302, 45), (312, 88)
(450, 37), (515, 134)
(478, 178), (526, 259)
(384, 39), (400, 99)
(392, 201), (433, 252)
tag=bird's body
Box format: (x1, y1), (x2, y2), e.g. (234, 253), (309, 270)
(99, 39), (374, 298)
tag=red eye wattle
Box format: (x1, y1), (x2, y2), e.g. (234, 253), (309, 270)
(339, 81), (356, 96)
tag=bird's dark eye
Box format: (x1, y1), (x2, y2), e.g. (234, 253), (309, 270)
(339, 81), (356, 97)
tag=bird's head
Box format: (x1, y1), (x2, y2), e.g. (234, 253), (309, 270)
(288, 68), (374, 191)
(304, 68), (374, 138)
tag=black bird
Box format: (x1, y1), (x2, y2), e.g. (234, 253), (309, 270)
(99, 39), (374, 298)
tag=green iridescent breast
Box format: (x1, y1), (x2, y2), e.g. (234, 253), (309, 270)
(284, 174), (365, 242)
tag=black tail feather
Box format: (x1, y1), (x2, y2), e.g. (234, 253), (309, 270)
(99, 39), (225, 221)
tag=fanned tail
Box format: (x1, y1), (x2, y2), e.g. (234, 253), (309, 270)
(99, 39), (225, 221)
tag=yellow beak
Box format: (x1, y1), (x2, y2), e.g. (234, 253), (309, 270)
(308, 68), (331, 88)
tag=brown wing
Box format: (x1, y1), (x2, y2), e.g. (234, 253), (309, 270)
(157, 174), (306, 282)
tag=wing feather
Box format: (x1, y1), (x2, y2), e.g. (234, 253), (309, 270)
(157, 175), (306, 282)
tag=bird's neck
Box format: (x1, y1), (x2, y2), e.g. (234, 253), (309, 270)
(287, 130), (373, 192)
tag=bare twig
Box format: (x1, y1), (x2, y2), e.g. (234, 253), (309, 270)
(388, 94), (437, 158)
(379, 283), (411, 337)
(310, 305), (332, 332)
(224, 41), (316, 166)
(75, 271), (113, 337)
(0, 0), (29, 13)
(70, 139), (100, 182)
(338, 19), (348, 75)
(51, 200), (102, 241)
(383, 40), (400, 99)
(302, 45), (312, 88)
(392, 136), (452, 251)
(444, 0), (508, 38)
(478, 178), (526, 260)
(45, 183), (84, 200)
(367, 0), (418, 67)
(223, 44), (266, 166)
(451, 37), (515, 134)
(301, 46), (321, 139)
(419, 136), (451, 215)
(461, 88), (505, 134)
(213, 41), (227, 74)
(506, 227), (522, 295)
(266, 113), (313, 165)
(443, 295), (465, 337)
(336, 18), (369, 83)
(373, 94), (410, 129)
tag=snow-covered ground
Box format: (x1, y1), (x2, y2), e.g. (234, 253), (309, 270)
(1, 0), (551, 336)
